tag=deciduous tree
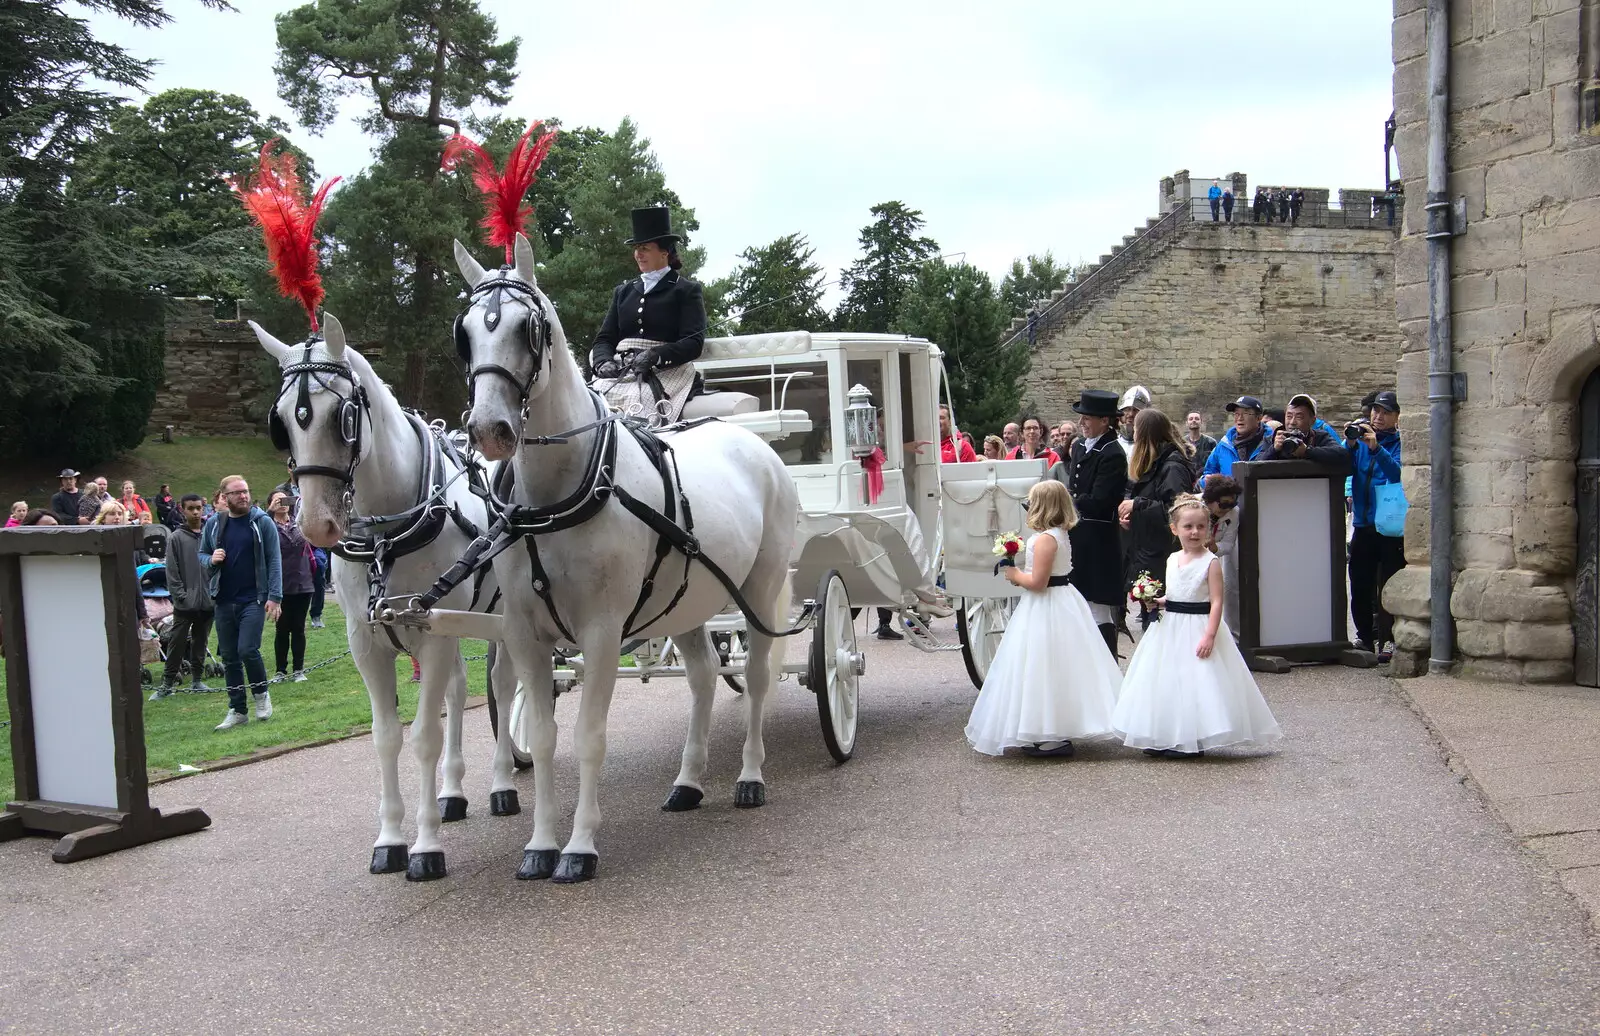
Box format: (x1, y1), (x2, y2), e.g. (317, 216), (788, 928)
(895, 260), (1024, 436)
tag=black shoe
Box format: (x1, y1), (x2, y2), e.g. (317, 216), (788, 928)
(1142, 748), (1165, 757)
(1021, 741), (1075, 758)
(875, 625), (904, 641)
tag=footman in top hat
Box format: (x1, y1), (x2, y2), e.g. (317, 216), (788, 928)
(1066, 388), (1128, 658)
(590, 206), (707, 425)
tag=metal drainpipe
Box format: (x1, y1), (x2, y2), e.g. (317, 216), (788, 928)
(1424, 0), (1456, 673)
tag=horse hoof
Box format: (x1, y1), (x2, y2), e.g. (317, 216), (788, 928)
(516, 848), (559, 881)
(438, 796), (468, 822)
(661, 785), (704, 812)
(734, 781), (766, 809)
(551, 852), (599, 884)
(405, 851), (447, 882)
(369, 844), (409, 874)
(490, 790), (521, 816)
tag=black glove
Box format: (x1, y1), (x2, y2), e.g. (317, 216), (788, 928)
(592, 358), (623, 380)
(630, 346), (660, 375)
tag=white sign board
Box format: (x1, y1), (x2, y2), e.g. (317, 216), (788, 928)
(20, 555), (119, 809)
(1255, 477), (1335, 649)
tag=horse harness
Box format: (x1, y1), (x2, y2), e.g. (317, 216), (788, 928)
(272, 342), (495, 653)
(424, 271), (806, 643)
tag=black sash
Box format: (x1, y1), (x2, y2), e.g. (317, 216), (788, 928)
(1047, 575), (1072, 587)
(1165, 600), (1210, 614)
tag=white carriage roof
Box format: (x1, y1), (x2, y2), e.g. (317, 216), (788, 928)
(702, 330), (936, 362)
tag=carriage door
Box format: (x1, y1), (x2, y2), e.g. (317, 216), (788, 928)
(1576, 368), (1600, 686)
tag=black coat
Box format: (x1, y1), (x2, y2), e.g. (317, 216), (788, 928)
(1124, 442), (1193, 588)
(589, 270), (707, 372)
(1067, 434), (1127, 608)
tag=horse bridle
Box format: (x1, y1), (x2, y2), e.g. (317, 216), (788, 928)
(455, 271), (552, 417)
(274, 340), (369, 495)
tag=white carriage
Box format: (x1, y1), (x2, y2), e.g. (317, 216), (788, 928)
(494, 330), (1044, 764)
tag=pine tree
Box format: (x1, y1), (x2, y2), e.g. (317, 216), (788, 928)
(895, 260), (1025, 436)
(726, 234), (828, 334)
(834, 201), (940, 333)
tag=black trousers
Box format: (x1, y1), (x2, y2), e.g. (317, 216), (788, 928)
(1349, 525), (1406, 646)
(274, 592), (313, 674)
(163, 608), (214, 684)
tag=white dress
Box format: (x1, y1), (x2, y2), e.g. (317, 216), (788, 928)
(964, 528), (1123, 755)
(1112, 550), (1282, 752)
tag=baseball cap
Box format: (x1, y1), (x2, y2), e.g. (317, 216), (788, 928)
(1288, 393), (1318, 412)
(58, 468), (79, 478)
(1224, 396), (1264, 413)
(1371, 391), (1400, 413)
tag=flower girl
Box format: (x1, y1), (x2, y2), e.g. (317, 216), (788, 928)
(964, 481), (1123, 758)
(1112, 494), (1282, 757)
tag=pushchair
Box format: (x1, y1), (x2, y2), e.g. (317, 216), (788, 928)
(137, 563), (224, 686)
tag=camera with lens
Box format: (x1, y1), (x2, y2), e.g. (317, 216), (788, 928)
(1275, 427), (1309, 453)
(1344, 419), (1371, 441)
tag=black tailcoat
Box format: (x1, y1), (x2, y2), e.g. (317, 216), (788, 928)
(590, 270), (707, 371)
(1067, 433), (1128, 608)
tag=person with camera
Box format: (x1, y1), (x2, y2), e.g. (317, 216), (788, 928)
(1346, 391), (1404, 660)
(1262, 394), (1349, 468)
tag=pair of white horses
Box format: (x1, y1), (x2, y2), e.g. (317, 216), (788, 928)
(253, 234), (797, 883)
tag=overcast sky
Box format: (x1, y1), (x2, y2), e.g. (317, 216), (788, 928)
(92, 0), (1395, 300)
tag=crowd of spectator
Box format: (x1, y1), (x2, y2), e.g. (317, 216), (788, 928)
(8, 463), (332, 731)
(950, 383), (1405, 662)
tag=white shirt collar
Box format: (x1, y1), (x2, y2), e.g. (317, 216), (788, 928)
(640, 267), (670, 293)
(1080, 432), (1103, 452)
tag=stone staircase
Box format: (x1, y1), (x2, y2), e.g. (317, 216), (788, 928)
(1001, 202), (1193, 350)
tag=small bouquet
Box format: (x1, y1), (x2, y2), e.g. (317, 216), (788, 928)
(992, 531), (1025, 575)
(1130, 570), (1164, 629)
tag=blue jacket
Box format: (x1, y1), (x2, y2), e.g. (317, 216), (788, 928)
(198, 506), (283, 605)
(1347, 429), (1402, 528)
(1198, 425), (1275, 487)
(1208, 184), (1221, 200)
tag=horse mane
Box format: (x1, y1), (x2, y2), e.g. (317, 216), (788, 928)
(442, 123), (557, 264)
(234, 140), (339, 331)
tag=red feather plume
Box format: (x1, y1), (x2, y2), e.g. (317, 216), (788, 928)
(441, 122), (557, 264)
(233, 140), (340, 331)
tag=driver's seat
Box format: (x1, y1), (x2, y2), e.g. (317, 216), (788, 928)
(681, 391), (759, 420)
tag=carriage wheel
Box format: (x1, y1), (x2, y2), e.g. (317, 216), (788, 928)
(956, 595), (1017, 691)
(809, 570), (860, 763)
(483, 643), (534, 771)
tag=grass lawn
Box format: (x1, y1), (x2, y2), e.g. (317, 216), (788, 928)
(0, 600), (492, 806)
(2, 434), (289, 510)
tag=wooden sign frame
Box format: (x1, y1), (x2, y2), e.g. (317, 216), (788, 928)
(0, 525), (209, 862)
(1232, 460), (1378, 674)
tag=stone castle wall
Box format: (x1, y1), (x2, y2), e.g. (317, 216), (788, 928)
(1384, 0), (1600, 683)
(1025, 220), (1403, 430)
(148, 300), (275, 437)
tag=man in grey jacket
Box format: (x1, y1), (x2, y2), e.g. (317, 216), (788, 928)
(199, 476), (283, 730)
(152, 494), (216, 700)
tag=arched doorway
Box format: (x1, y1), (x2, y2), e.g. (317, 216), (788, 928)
(1576, 368), (1600, 686)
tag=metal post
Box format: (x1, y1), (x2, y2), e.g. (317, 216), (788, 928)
(1424, 0), (1456, 673)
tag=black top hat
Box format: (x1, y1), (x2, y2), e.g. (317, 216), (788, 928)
(624, 206), (680, 247)
(1071, 389), (1120, 418)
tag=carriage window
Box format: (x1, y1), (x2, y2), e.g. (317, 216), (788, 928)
(701, 363), (833, 464)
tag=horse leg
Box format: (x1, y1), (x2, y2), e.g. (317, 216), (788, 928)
(662, 627), (717, 813)
(487, 643), (521, 817)
(357, 648), (409, 874)
(405, 641), (461, 882)
(553, 629), (623, 884)
(735, 570), (790, 809)
(512, 640), (561, 880)
(437, 637), (469, 823)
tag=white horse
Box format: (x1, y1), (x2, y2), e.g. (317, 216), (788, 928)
(454, 234), (798, 884)
(251, 313), (521, 882)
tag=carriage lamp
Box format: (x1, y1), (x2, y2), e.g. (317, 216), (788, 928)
(845, 383), (880, 458)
